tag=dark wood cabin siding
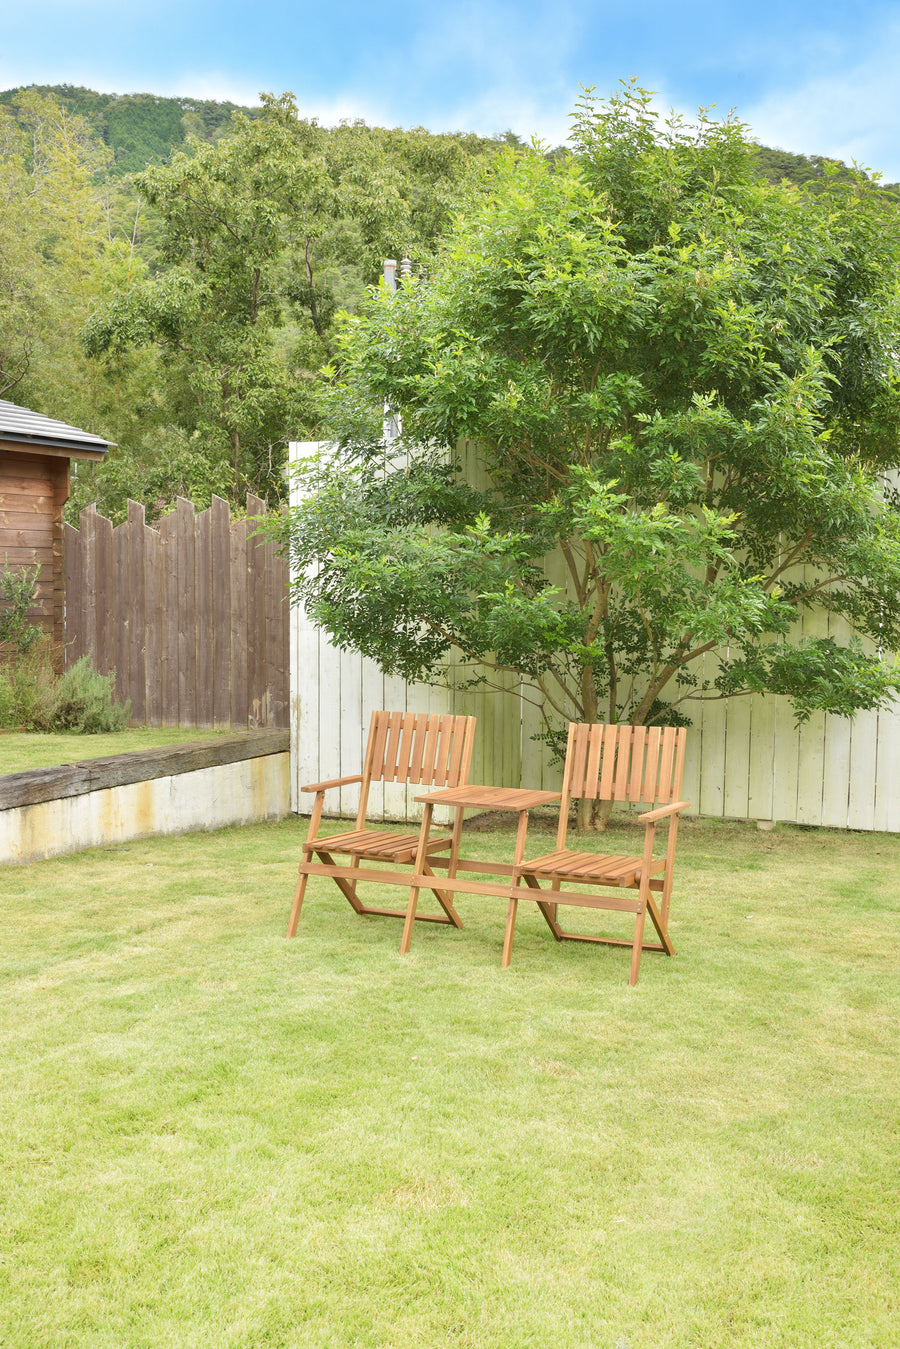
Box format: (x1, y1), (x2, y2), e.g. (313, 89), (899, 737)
(0, 448), (69, 649)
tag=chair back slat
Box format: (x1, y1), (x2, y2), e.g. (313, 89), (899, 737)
(407, 714), (432, 782)
(628, 726), (646, 801)
(585, 723), (604, 796)
(568, 723), (591, 798)
(613, 727), (632, 800)
(430, 716), (454, 785)
(598, 723), (618, 799)
(641, 725), (661, 800)
(658, 727), (676, 803)
(367, 710), (390, 777)
(671, 727), (687, 801)
(444, 716), (470, 787)
(393, 713), (417, 782)
(381, 712), (405, 781)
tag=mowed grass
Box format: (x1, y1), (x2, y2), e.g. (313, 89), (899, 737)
(0, 727), (238, 777)
(1, 813), (897, 1348)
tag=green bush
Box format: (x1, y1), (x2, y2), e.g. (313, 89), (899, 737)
(0, 642), (58, 730)
(0, 644), (130, 733)
(0, 561), (42, 655)
(0, 667), (13, 726)
(50, 657), (131, 733)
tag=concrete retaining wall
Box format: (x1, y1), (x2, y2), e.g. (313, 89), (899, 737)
(0, 730), (290, 864)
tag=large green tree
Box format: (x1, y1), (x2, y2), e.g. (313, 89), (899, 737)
(281, 85), (900, 824)
(83, 94), (494, 508)
(0, 88), (154, 445)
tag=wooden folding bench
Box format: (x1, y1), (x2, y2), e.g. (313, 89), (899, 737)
(286, 710), (477, 939)
(505, 723), (690, 984)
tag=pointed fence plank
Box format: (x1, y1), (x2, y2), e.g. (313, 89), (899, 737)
(210, 495), (232, 728)
(195, 501), (213, 729)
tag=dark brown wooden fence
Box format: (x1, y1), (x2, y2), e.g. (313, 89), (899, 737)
(64, 495), (289, 728)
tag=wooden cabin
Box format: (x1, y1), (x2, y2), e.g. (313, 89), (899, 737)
(0, 400), (110, 653)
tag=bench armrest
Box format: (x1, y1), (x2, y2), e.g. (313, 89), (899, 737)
(301, 774), (364, 793)
(637, 799), (691, 824)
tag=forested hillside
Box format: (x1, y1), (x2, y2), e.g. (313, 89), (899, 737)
(0, 85), (250, 173)
(0, 83), (893, 524)
(7, 84), (887, 189)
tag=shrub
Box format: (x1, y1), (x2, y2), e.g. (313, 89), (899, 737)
(0, 667), (13, 726)
(0, 561), (42, 656)
(0, 641), (59, 730)
(0, 644), (130, 733)
(50, 657), (131, 733)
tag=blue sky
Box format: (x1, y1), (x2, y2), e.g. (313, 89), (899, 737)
(4, 0), (900, 178)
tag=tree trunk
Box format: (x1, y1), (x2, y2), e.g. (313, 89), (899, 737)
(574, 661), (610, 831)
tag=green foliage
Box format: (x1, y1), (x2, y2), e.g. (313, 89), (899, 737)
(0, 85), (494, 517)
(81, 94), (496, 509)
(0, 85), (252, 174)
(0, 87), (158, 449)
(66, 426), (236, 525)
(0, 641), (59, 730)
(49, 656), (131, 732)
(0, 562), (42, 654)
(0, 643), (129, 732)
(281, 83), (900, 742)
(3, 78), (896, 530)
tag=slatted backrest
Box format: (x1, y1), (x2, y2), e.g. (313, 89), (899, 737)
(356, 711), (476, 826)
(558, 722), (687, 844)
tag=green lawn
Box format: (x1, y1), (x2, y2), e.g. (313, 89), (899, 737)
(0, 727), (239, 776)
(1, 814), (897, 1347)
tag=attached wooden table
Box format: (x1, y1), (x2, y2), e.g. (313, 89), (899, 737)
(401, 784), (561, 963)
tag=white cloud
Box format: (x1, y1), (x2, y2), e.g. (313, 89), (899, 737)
(366, 0), (583, 140)
(742, 18), (900, 180)
(147, 73), (274, 109)
(418, 85), (575, 145)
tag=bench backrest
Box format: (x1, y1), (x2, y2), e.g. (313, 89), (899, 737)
(558, 723), (687, 845)
(357, 711), (477, 828)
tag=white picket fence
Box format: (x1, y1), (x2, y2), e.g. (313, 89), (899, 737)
(289, 442), (900, 831)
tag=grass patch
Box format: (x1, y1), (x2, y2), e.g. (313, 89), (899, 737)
(0, 727), (240, 776)
(1, 815), (897, 1346)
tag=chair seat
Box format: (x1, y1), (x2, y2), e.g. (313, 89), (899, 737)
(307, 828), (452, 864)
(520, 849), (667, 886)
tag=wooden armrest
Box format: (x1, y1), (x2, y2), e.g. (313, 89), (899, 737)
(638, 800), (691, 824)
(301, 774), (364, 793)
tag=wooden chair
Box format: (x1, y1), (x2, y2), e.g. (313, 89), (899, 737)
(286, 710), (477, 938)
(505, 723), (690, 984)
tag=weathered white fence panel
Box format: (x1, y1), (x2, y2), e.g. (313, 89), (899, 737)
(289, 441), (899, 831)
(289, 443), (480, 824)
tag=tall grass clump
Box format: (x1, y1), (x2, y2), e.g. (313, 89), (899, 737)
(0, 641), (129, 733)
(0, 560), (42, 653)
(0, 562), (129, 733)
(50, 655), (131, 732)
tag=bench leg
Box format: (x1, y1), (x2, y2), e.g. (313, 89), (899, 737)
(502, 896), (518, 968)
(286, 869), (309, 938)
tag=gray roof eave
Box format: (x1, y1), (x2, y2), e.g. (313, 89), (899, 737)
(0, 398), (113, 455)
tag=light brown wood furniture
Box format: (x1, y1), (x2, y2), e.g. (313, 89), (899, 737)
(402, 784), (562, 956)
(286, 710), (477, 939)
(506, 723), (690, 984)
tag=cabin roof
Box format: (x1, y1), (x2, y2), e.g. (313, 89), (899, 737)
(0, 399), (113, 459)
